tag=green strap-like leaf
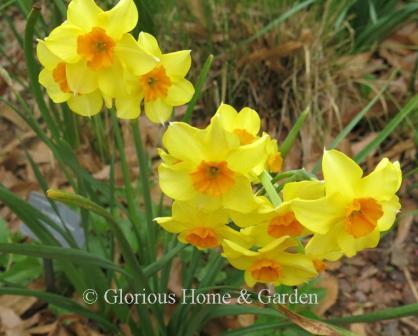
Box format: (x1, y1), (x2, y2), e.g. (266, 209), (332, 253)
(0, 243), (132, 278)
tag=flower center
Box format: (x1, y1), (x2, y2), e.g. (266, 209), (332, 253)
(233, 129), (255, 145)
(345, 198), (383, 238)
(185, 227), (219, 249)
(77, 27), (115, 70)
(267, 152), (282, 173)
(52, 63), (71, 93)
(190, 161), (235, 197)
(139, 65), (171, 102)
(267, 211), (304, 238)
(249, 259), (281, 282)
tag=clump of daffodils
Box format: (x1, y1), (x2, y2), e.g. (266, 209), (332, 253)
(156, 103), (402, 288)
(37, 0), (194, 122)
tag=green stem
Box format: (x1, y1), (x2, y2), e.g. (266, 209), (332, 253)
(110, 113), (146, 263)
(130, 121), (156, 257)
(260, 171), (281, 206)
(24, 5), (59, 139)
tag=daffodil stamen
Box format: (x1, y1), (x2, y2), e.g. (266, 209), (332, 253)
(267, 211), (304, 238)
(345, 198), (383, 238)
(77, 27), (115, 70)
(249, 259), (281, 282)
(139, 65), (172, 102)
(190, 161), (235, 197)
(52, 63), (71, 93)
(185, 227), (219, 249)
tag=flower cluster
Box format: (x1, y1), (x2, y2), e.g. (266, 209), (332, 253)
(37, 0), (194, 122)
(156, 104), (402, 288)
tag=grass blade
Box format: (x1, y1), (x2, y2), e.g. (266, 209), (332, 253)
(182, 54), (214, 123)
(354, 94), (418, 163)
(280, 106), (309, 159)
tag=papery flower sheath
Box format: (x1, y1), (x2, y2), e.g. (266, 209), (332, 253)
(292, 149), (402, 259)
(115, 32), (194, 121)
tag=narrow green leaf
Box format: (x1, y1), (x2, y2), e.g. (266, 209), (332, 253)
(329, 303), (418, 324)
(260, 171), (281, 206)
(243, 0), (316, 44)
(24, 6), (59, 139)
(183, 54), (214, 123)
(0, 243), (132, 278)
(144, 243), (185, 277)
(354, 94), (418, 163)
(280, 106), (309, 159)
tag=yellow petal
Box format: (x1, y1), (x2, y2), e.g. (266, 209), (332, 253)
(358, 158), (402, 201)
(144, 99), (172, 123)
(322, 149), (363, 200)
(115, 34), (158, 75)
(305, 231), (343, 261)
(236, 107), (260, 135)
(222, 176), (257, 213)
(244, 271), (257, 287)
(67, 0), (102, 32)
(220, 227), (253, 249)
(36, 41), (60, 69)
(158, 163), (196, 201)
(67, 91), (103, 117)
(203, 117), (240, 160)
(44, 23), (82, 63)
(279, 262), (317, 286)
(282, 180), (325, 201)
(162, 122), (205, 163)
(97, 61), (125, 97)
(39, 69), (71, 103)
(66, 61), (98, 94)
(291, 195), (344, 234)
(99, 0), (138, 40)
(137, 32), (162, 57)
(161, 50), (191, 77)
(164, 78), (194, 106)
(377, 196), (401, 231)
(226, 134), (269, 175)
(115, 95), (141, 119)
(155, 217), (187, 233)
(221, 239), (256, 269)
(337, 229), (380, 257)
(214, 103), (238, 131)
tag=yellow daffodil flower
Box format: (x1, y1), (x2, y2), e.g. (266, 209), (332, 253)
(212, 103), (283, 174)
(155, 201), (250, 250)
(158, 116), (269, 212)
(115, 32), (194, 121)
(292, 149), (402, 259)
(238, 181), (324, 246)
(43, 0), (156, 104)
(37, 41), (103, 116)
(222, 237), (317, 287)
